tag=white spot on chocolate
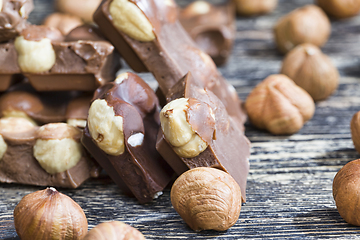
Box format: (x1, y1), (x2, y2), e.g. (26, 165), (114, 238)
(127, 133), (144, 147)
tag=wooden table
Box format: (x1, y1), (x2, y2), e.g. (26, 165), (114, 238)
(2, 0), (360, 239)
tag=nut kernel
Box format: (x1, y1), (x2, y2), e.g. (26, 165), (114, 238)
(0, 0), (2, 12)
(33, 123), (82, 174)
(67, 119), (87, 129)
(109, 0), (155, 42)
(0, 117), (36, 134)
(14, 36), (56, 73)
(0, 135), (7, 161)
(88, 99), (125, 156)
(160, 98), (207, 158)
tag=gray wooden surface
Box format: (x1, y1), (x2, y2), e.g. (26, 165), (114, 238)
(2, 0), (360, 239)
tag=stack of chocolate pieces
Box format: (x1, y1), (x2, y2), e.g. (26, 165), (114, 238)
(0, 0), (121, 188)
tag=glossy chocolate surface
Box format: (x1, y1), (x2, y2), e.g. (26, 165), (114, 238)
(156, 72), (250, 201)
(94, 0), (246, 131)
(82, 72), (172, 203)
(179, 1), (236, 66)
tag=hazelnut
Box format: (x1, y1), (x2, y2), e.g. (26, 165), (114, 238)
(43, 12), (83, 35)
(281, 43), (339, 101)
(33, 123), (83, 174)
(317, 0), (360, 19)
(274, 5), (330, 54)
(109, 0), (155, 42)
(181, 1), (211, 17)
(56, 0), (101, 23)
(333, 159), (360, 226)
(14, 35), (56, 73)
(245, 74), (315, 135)
(0, 135), (7, 161)
(14, 187), (88, 240)
(0, 117), (37, 136)
(83, 221), (145, 240)
(160, 98), (209, 158)
(171, 167), (242, 231)
(350, 111), (360, 154)
(234, 0), (278, 16)
(0, 0), (2, 12)
(87, 99), (125, 156)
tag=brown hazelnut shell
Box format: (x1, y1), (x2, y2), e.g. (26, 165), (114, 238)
(234, 0), (278, 16)
(274, 5), (330, 54)
(351, 111), (360, 154)
(245, 74), (315, 135)
(280, 43), (339, 101)
(83, 221), (145, 240)
(333, 159), (360, 226)
(317, 0), (360, 19)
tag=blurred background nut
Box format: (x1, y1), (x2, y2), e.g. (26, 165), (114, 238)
(171, 167), (242, 231)
(0, 135), (6, 161)
(274, 5), (330, 54)
(280, 43), (339, 101)
(233, 0), (278, 16)
(56, 0), (101, 23)
(14, 187), (88, 240)
(14, 35), (56, 73)
(181, 1), (211, 17)
(317, 0), (360, 19)
(33, 123), (82, 174)
(109, 0), (155, 42)
(160, 98), (209, 158)
(43, 12), (83, 35)
(333, 159), (360, 226)
(350, 111), (360, 154)
(245, 74), (315, 135)
(87, 99), (125, 156)
(83, 221), (145, 240)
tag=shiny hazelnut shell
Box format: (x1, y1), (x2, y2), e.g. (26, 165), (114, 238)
(274, 5), (330, 54)
(14, 187), (88, 240)
(333, 159), (360, 226)
(280, 43), (339, 101)
(83, 221), (145, 240)
(317, 0), (360, 19)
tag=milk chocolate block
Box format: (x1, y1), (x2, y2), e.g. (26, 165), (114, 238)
(180, 1), (236, 66)
(81, 72), (172, 203)
(13, 25), (120, 91)
(0, 118), (99, 188)
(0, 41), (22, 90)
(93, 0), (246, 131)
(0, 83), (89, 125)
(0, 0), (34, 42)
(156, 72), (250, 201)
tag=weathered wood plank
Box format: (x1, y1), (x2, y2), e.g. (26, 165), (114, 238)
(2, 0), (360, 239)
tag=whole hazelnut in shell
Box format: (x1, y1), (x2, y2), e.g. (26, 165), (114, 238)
(333, 159), (360, 226)
(170, 167), (242, 231)
(233, 0), (278, 16)
(274, 5), (330, 54)
(280, 43), (339, 101)
(83, 221), (145, 240)
(245, 74), (315, 135)
(350, 111), (360, 154)
(14, 187), (88, 240)
(317, 0), (360, 19)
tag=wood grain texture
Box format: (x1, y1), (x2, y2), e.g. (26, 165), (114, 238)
(2, 0), (360, 239)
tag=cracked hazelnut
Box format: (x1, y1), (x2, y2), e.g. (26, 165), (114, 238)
(33, 123), (82, 174)
(281, 43), (339, 101)
(14, 187), (88, 240)
(87, 99), (125, 156)
(317, 0), (360, 19)
(14, 35), (56, 73)
(171, 167), (242, 231)
(56, 0), (101, 23)
(333, 159), (360, 226)
(234, 0), (278, 16)
(43, 12), (83, 35)
(274, 5), (330, 54)
(245, 74), (315, 135)
(109, 0), (155, 42)
(84, 221), (145, 240)
(160, 98), (208, 158)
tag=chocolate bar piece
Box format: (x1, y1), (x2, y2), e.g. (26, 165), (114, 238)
(81, 72), (173, 203)
(0, 118), (99, 188)
(179, 1), (236, 66)
(94, 0), (246, 131)
(0, 0), (34, 42)
(156, 72), (250, 201)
